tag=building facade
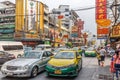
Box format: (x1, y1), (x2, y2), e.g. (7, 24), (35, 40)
(0, 1), (15, 41)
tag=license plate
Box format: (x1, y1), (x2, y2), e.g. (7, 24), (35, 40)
(7, 72), (13, 76)
(54, 70), (61, 74)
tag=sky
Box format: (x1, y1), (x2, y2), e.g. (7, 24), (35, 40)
(0, 0), (97, 34)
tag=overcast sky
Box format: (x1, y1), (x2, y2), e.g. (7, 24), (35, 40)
(0, 0), (96, 34)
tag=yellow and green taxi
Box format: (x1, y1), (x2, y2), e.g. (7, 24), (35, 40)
(84, 47), (96, 57)
(45, 50), (82, 77)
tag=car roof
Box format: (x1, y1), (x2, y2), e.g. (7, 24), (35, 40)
(60, 50), (76, 53)
(26, 50), (46, 53)
(37, 44), (51, 47)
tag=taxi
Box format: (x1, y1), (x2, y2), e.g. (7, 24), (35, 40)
(84, 47), (96, 57)
(45, 50), (82, 77)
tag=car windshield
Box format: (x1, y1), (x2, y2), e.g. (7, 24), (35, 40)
(54, 52), (75, 59)
(73, 47), (79, 51)
(23, 51), (42, 59)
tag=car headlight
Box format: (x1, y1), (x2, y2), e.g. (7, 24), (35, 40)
(1, 65), (7, 70)
(46, 63), (53, 67)
(18, 65), (29, 70)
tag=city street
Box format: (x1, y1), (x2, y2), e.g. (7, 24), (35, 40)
(0, 56), (112, 80)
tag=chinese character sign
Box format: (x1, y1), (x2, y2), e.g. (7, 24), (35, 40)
(96, 0), (107, 20)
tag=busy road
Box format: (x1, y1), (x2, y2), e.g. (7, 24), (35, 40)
(0, 56), (111, 80)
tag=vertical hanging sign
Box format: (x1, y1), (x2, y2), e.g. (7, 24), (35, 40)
(28, 0), (37, 31)
(96, 0), (107, 20)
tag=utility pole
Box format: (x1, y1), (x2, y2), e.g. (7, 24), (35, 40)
(53, 15), (56, 48)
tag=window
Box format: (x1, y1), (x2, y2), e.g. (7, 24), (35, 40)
(42, 52), (48, 57)
(3, 45), (23, 51)
(65, 14), (69, 16)
(46, 51), (53, 56)
(65, 8), (69, 12)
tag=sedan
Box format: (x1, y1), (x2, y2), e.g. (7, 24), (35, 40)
(46, 50), (82, 77)
(1, 50), (53, 77)
(84, 47), (97, 57)
(0, 51), (15, 66)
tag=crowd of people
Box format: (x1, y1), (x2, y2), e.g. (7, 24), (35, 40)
(95, 45), (120, 80)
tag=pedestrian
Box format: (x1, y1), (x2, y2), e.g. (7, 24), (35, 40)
(111, 50), (120, 80)
(96, 47), (101, 66)
(99, 47), (106, 67)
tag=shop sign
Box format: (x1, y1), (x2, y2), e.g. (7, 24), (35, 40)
(111, 25), (120, 37)
(96, 0), (107, 20)
(71, 33), (78, 37)
(72, 26), (78, 32)
(97, 34), (107, 39)
(97, 27), (109, 34)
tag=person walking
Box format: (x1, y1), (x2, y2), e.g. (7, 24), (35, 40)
(111, 50), (120, 80)
(99, 47), (106, 67)
(96, 47), (101, 66)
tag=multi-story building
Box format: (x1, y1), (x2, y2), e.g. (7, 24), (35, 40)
(50, 5), (84, 47)
(52, 5), (71, 29)
(0, 1), (15, 41)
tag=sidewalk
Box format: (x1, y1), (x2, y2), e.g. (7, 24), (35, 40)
(92, 58), (113, 80)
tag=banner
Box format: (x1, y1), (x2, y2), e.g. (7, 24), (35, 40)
(96, 0), (107, 20)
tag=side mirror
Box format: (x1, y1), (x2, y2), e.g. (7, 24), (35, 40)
(50, 56), (53, 58)
(77, 56), (81, 59)
(17, 54), (22, 58)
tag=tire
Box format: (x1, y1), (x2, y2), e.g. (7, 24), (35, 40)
(31, 66), (38, 78)
(80, 59), (82, 70)
(78, 59), (82, 71)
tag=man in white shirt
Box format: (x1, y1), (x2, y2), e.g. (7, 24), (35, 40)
(99, 47), (106, 67)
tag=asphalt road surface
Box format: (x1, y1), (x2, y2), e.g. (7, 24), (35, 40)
(0, 56), (111, 80)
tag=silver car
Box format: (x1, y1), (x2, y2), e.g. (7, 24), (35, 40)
(1, 50), (53, 77)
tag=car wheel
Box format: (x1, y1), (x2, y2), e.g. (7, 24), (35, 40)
(31, 66), (38, 77)
(78, 59), (82, 71)
(80, 59), (82, 70)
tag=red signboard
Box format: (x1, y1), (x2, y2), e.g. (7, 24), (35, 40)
(97, 28), (109, 34)
(96, 0), (108, 39)
(76, 19), (84, 38)
(96, 0), (107, 20)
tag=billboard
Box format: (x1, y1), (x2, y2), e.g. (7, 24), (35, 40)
(96, 0), (108, 39)
(27, 0), (37, 31)
(97, 25), (109, 39)
(96, 0), (107, 20)
(15, 0), (44, 39)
